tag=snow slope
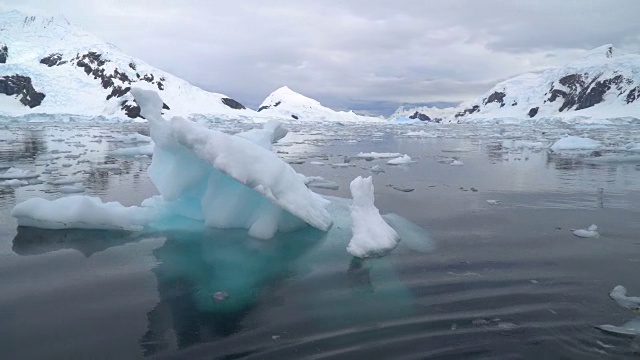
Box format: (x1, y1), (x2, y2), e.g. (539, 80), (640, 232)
(257, 86), (386, 123)
(450, 45), (640, 122)
(0, 9), (255, 119)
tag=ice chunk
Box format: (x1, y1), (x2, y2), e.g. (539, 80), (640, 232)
(550, 136), (601, 151)
(304, 176), (340, 190)
(0, 179), (28, 187)
(346, 176), (399, 258)
(369, 165), (385, 174)
(486, 200), (501, 205)
(571, 224), (599, 238)
(131, 88), (332, 239)
(0, 167), (39, 179)
(11, 196), (155, 231)
(450, 159), (464, 166)
(610, 285), (640, 311)
(355, 152), (402, 159)
(387, 154), (413, 165)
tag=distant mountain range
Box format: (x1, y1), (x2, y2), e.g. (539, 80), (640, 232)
(2, 9), (639, 123)
(394, 45), (640, 123)
(0, 10), (383, 122)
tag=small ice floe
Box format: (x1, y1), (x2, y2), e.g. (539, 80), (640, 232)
(596, 285), (640, 336)
(386, 154), (414, 165)
(355, 152), (402, 160)
(369, 165), (385, 174)
(0, 167), (39, 180)
(486, 200), (501, 205)
(304, 176), (340, 190)
(571, 224), (599, 238)
(347, 176), (399, 258)
(109, 144), (154, 157)
(49, 178), (84, 185)
(94, 164), (121, 170)
(610, 285), (640, 311)
(389, 185), (414, 192)
(331, 163), (355, 168)
(450, 159), (464, 166)
(310, 161), (325, 165)
(549, 136), (601, 152)
(0, 179), (28, 187)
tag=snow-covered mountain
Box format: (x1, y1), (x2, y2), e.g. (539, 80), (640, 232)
(451, 45), (640, 122)
(0, 9), (254, 119)
(389, 105), (456, 123)
(257, 86), (385, 122)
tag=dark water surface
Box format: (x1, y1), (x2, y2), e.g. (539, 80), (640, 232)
(1, 121), (640, 359)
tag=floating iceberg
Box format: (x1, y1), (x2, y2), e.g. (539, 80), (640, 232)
(571, 224), (599, 238)
(11, 88), (332, 240)
(347, 176), (399, 258)
(387, 154), (414, 165)
(11, 196), (155, 231)
(597, 285), (640, 336)
(549, 136), (601, 151)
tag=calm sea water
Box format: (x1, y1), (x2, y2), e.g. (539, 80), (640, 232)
(1, 121), (640, 359)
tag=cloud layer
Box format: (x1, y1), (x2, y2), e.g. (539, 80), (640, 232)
(3, 0), (640, 115)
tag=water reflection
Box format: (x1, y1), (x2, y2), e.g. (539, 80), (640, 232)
(12, 226), (141, 257)
(139, 227), (325, 356)
(0, 128), (47, 163)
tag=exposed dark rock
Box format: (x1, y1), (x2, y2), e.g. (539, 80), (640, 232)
(546, 73), (627, 112)
(511, 100), (517, 106)
(0, 75), (46, 108)
(157, 81), (164, 90)
(120, 99), (169, 119)
(221, 97), (246, 110)
(0, 45), (8, 63)
(409, 111), (431, 121)
(120, 100), (141, 119)
(142, 73), (154, 83)
(626, 87), (639, 104)
(528, 107), (539, 118)
(483, 91), (506, 107)
(40, 53), (65, 67)
(129, 62), (136, 70)
(575, 75), (623, 110)
(455, 105), (480, 118)
(257, 101), (281, 112)
(291, 114), (299, 120)
(106, 86), (131, 100)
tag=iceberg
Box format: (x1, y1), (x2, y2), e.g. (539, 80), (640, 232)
(11, 196), (154, 231)
(347, 176), (399, 258)
(549, 136), (601, 151)
(11, 88), (332, 240)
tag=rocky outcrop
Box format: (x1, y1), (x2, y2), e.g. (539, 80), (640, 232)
(221, 97), (246, 110)
(455, 105), (480, 118)
(545, 73), (626, 111)
(257, 100), (281, 112)
(0, 44), (7, 63)
(0, 75), (46, 108)
(120, 99), (170, 119)
(483, 91), (506, 107)
(528, 107), (539, 118)
(409, 111), (432, 122)
(40, 53), (66, 67)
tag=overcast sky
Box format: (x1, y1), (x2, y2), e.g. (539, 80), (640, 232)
(3, 0), (640, 115)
